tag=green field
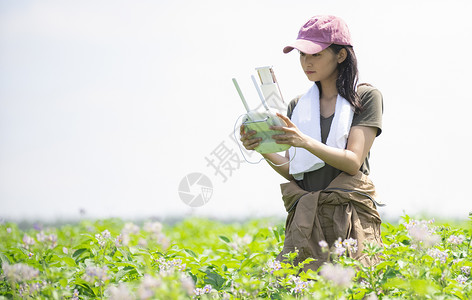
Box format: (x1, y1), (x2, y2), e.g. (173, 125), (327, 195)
(1, 216), (471, 299)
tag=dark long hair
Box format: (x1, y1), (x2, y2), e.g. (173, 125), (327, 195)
(315, 44), (363, 112)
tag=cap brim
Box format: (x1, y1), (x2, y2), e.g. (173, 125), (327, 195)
(283, 39), (331, 54)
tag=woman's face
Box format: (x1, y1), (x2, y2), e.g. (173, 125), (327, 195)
(299, 47), (342, 83)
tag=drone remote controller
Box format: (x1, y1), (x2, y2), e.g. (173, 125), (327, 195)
(232, 66), (291, 154)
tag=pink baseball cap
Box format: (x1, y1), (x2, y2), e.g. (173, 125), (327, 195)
(283, 15), (352, 54)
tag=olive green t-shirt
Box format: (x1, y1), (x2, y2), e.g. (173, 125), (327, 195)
(286, 84), (383, 192)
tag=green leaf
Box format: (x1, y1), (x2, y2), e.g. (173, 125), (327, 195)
(59, 278), (68, 287)
(203, 269), (225, 290)
(61, 256), (77, 267)
(272, 228), (281, 243)
(72, 279), (96, 297)
(219, 235), (231, 243)
(184, 248), (198, 259)
(0, 252), (11, 265)
(240, 253), (261, 269)
(73, 248), (89, 258)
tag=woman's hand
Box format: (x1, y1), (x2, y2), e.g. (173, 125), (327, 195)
(270, 113), (310, 149)
(239, 124), (262, 151)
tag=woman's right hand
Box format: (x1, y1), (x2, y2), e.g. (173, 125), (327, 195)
(239, 124), (262, 151)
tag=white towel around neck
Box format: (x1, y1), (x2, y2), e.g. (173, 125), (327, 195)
(289, 83), (354, 180)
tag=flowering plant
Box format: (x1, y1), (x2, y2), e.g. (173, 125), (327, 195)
(0, 215), (471, 299)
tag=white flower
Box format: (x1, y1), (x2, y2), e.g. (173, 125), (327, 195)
(333, 237), (346, 256)
(456, 275), (467, 284)
(194, 287), (205, 296)
(318, 240), (328, 248)
(228, 234), (251, 250)
(122, 222), (140, 235)
(101, 229), (111, 239)
(365, 293), (379, 300)
(22, 234), (35, 248)
(203, 284), (212, 293)
(2, 263), (39, 283)
(447, 235), (465, 245)
(72, 289), (79, 300)
(143, 222), (163, 234)
(264, 259), (282, 274)
(47, 234), (57, 248)
(158, 258), (186, 274)
(95, 233), (107, 247)
(408, 225), (440, 247)
(115, 234), (123, 247)
(138, 238), (148, 248)
(342, 238), (358, 253)
(107, 283), (134, 300)
(194, 284), (212, 296)
(137, 274), (161, 300)
(427, 248), (448, 264)
(36, 231), (46, 242)
(461, 266), (471, 276)
(180, 276), (195, 295)
(453, 258), (463, 264)
(320, 263), (355, 287)
(84, 266), (109, 284)
(291, 276), (308, 294)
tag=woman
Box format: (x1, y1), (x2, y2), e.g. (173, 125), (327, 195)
(240, 15), (383, 270)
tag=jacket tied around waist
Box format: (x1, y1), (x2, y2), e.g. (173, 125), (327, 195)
(277, 171), (384, 271)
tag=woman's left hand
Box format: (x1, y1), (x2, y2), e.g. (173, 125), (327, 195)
(270, 113), (310, 149)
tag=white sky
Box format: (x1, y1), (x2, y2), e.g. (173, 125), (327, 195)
(1, 0), (472, 222)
